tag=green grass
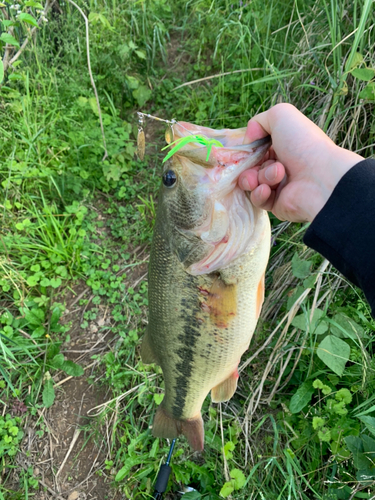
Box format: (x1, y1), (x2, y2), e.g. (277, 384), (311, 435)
(0, 0), (375, 498)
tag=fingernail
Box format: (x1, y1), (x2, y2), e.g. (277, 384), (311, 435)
(241, 178), (250, 190)
(265, 164), (277, 182)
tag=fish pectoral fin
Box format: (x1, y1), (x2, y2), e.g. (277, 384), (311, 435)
(211, 370), (239, 403)
(153, 406), (204, 452)
(140, 332), (159, 365)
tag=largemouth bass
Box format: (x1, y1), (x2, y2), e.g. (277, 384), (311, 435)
(141, 121), (271, 451)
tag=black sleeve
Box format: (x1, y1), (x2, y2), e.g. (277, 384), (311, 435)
(303, 159), (375, 317)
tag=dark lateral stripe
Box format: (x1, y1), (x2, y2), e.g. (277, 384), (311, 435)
(172, 279), (201, 418)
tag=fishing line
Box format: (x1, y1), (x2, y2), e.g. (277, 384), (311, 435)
(153, 438), (176, 499)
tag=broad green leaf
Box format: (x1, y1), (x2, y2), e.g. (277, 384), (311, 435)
(330, 313), (366, 339)
(31, 326), (45, 338)
(287, 286), (306, 309)
(77, 96), (88, 107)
(25, 0), (44, 7)
(223, 441), (235, 460)
(25, 307), (45, 325)
(133, 85), (152, 107)
(0, 60), (3, 84)
(0, 311), (13, 325)
(50, 307), (62, 329)
(292, 308), (328, 335)
(153, 393), (164, 405)
(357, 468), (375, 485)
(362, 434), (375, 454)
(182, 492), (201, 500)
(47, 342), (62, 360)
(149, 438), (159, 458)
(2, 20), (15, 28)
(49, 278), (62, 288)
(26, 274), (40, 286)
(303, 275), (316, 289)
(291, 253), (312, 279)
(316, 335), (350, 376)
(351, 68), (375, 81)
(219, 482), (234, 498)
(103, 163), (121, 182)
(115, 465), (128, 482)
(89, 97), (99, 116)
(89, 12), (111, 29)
(359, 82), (375, 101)
(18, 13), (38, 27)
(359, 416), (375, 437)
(126, 75), (139, 89)
(42, 379), (55, 408)
(61, 360), (84, 377)
(115, 457), (142, 481)
(289, 381), (314, 413)
(135, 50), (146, 59)
(55, 265), (68, 277)
(345, 435), (363, 453)
(8, 73), (22, 81)
(0, 33), (20, 47)
(51, 354), (65, 369)
(3, 326), (13, 336)
(40, 278), (51, 287)
(349, 52), (364, 70)
(230, 469), (246, 489)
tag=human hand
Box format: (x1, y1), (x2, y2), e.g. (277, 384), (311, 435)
(239, 103), (363, 222)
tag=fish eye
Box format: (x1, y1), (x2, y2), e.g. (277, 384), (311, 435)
(162, 170), (177, 188)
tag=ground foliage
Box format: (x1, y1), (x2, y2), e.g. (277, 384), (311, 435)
(0, 0), (375, 498)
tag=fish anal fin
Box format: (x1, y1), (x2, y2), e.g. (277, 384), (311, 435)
(211, 370), (239, 403)
(152, 406), (204, 452)
(140, 332), (158, 365)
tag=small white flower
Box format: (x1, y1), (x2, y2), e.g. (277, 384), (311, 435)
(17, 9), (22, 14)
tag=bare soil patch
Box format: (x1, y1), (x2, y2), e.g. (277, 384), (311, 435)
(13, 284), (122, 500)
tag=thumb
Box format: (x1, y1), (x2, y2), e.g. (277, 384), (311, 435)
(243, 110), (271, 145)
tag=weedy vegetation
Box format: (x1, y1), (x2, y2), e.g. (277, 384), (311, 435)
(0, 0), (375, 498)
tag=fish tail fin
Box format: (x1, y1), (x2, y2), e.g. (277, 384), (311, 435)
(180, 416), (204, 452)
(211, 369), (239, 403)
(140, 331), (158, 365)
(152, 406), (204, 452)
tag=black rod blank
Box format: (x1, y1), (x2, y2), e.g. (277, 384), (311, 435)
(153, 439), (177, 499)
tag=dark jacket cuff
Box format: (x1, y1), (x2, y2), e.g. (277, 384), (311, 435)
(303, 159), (375, 317)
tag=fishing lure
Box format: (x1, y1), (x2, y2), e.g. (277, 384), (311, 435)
(162, 134), (223, 163)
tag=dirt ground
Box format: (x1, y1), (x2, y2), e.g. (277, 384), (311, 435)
(13, 283), (124, 500)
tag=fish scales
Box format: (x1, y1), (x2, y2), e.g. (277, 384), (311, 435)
(141, 121), (271, 451)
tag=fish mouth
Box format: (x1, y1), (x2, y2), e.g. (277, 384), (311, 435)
(247, 135), (272, 150)
(185, 137), (272, 276)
